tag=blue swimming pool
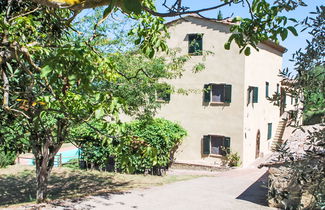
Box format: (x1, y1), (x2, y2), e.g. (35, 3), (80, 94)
(27, 148), (80, 166)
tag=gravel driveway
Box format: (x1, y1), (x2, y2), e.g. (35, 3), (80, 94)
(50, 167), (275, 210)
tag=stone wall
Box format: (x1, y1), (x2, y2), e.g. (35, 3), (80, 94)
(267, 158), (324, 209)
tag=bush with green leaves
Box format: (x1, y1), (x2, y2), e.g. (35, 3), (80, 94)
(114, 118), (187, 174)
(0, 150), (16, 168)
(76, 118), (187, 174)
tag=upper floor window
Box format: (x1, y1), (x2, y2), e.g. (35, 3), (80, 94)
(156, 84), (171, 102)
(267, 123), (272, 140)
(203, 135), (230, 156)
(265, 82), (269, 98)
(248, 86), (258, 104)
(203, 83), (232, 103)
(188, 34), (203, 55)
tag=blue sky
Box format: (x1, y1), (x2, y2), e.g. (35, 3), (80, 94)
(156, 0), (324, 72)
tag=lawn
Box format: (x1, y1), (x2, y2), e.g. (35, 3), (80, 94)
(0, 165), (201, 208)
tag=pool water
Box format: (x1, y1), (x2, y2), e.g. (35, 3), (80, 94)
(27, 148), (80, 166)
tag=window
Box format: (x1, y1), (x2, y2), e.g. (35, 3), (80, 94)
(188, 34), (203, 55)
(203, 83), (232, 103)
(156, 84), (171, 102)
(276, 83), (280, 106)
(203, 135), (230, 156)
(267, 123), (272, 140)
(265, 82), (269, 98)
(247, 86), (258, 104)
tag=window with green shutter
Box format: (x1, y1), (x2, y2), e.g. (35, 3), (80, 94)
(188, 34), (203, 55)
(265, 82), (269, 98)
(253, 87), (258, 103)
(203, 84), (232, 104)
(202, 135), (230, 156)
(267, 123), (272, 140)
(156, 83), (171, 102)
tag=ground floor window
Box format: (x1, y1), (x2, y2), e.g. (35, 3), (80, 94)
(203, 135), (230, 156)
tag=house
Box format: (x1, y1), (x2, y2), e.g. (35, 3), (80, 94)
(156, 15), (294, 167)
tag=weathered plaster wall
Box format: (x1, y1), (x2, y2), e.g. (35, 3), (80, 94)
(243, 44), (283, 166)
(157, 17), (246, 165)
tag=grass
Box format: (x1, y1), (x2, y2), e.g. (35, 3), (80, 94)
(0, 165), (202, 208)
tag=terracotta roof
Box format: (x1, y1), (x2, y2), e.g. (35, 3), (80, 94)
(165, 15), (287, 54)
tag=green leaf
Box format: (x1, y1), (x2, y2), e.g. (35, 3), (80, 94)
(244, 47), (251, 56)
(287, 26), (298, 36)
(5, 62), (13, 74)
(224, 42), (231, 50)
(280, 29), (288, 41)
(123, 0), (142, 15)
(40, 65), (52, 78)
(95, 107), (105, 119)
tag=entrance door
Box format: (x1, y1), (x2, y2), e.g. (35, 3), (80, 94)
(256, 130), (260, 159)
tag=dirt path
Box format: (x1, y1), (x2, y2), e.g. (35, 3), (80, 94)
(48, 167), (274, 210)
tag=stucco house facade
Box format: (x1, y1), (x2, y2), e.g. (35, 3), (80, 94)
(156, 15), (291, 167)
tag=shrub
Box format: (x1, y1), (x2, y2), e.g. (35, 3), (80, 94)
(114, 118), (187, 174)
(226, 152), (241, 167)
(0, 150), (16, 168)
(76, 118), (187, 174)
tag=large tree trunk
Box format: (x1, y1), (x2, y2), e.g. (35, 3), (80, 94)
(32, 134), (62, 203)
(35, 158), (50, 202)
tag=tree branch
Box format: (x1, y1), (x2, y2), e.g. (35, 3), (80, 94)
(142, 1), (235, 17)
(1, 64), (10, 110)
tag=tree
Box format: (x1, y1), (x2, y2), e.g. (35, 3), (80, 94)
(25, 0), (305, 55)
(274, 6), (324, 208)
(0, 1), (186, 202)
(0, 0), (317, 204)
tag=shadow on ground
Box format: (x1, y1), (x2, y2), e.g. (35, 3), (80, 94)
(236, 171), (269, 206)
(0, 169), (129, 206)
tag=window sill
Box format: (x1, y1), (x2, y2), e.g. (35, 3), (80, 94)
(188, 53), (203, 56)
(156, 99), (169, 103)
(209, 102), (230, 106)
(207, 154), (226, 158)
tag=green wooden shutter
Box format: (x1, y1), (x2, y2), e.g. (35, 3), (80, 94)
(224, 137), (231, 147)
(265, 82), (269, 97)
(203, 84), (211, 103)
(224, 84), (232, 103)
(163, 87), (171, 102)
(203, 135), (210, 154)
(224, 137), (231, 154)
(267, 123), (272, 140)
(253, 87), (258, 103)
(247, 87), (252, 104)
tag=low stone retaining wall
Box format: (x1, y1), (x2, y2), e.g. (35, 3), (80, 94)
(267, 158), (324, 209)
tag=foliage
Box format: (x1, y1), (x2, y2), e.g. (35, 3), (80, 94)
(29, 0), (308, 55)
(226, 152), (241, 167)
(274, 6), (325, 209)
(62, 158), (80, 169)
(0, 1), (185, 202)
(77, 118), (187, 174)
(0, 150), (16, 168)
